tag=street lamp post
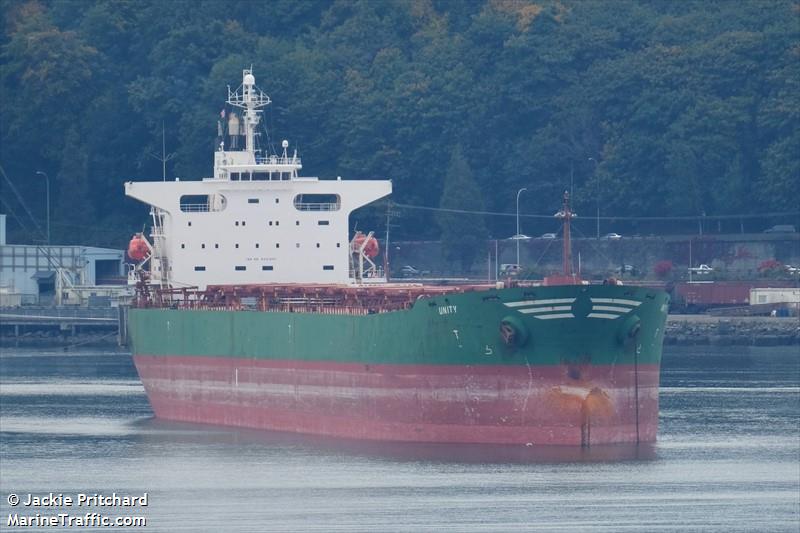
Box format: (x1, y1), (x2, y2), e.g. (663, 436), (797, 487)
(516, 187), (528, 266)
(35, 171), (50, 245)
(588, 157), (599, 239)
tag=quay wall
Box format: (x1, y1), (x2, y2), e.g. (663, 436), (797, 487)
(665, 315), (799, 346)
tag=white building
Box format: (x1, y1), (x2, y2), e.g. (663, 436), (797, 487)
(0, 214), (125, 306)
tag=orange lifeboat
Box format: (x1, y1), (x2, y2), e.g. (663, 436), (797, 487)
(351, 232), (380, 258)
(127, 233), (150, 261)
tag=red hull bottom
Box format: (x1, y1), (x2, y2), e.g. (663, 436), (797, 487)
(133, 355), (659, 446)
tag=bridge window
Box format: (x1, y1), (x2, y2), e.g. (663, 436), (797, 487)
(294, 194), (340, 212)
(323, 265), (334, 271)
(194, 266), (206, 271)
(318, 220), (329, 226)
(235, 266), (246, 271)
(262, 265), (273, 271)
(248, 198), (259, 204)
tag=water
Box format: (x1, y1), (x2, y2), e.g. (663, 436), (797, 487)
(1, 346), (798, 532)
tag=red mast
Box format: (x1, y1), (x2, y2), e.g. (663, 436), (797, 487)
(544, 191), (580, 286)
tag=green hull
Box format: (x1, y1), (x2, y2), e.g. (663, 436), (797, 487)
(130, 284), (668, 366)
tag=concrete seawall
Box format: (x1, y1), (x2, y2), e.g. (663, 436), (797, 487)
(666, 315), (800, 346)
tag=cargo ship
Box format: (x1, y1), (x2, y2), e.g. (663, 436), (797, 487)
(125, 69), (669, 446)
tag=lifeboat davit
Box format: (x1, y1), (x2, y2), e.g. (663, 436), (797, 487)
(351, 232), (380, 258)
(127, 233), (150, 261)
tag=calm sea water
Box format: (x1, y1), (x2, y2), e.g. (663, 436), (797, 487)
(1, 346), (798, 532)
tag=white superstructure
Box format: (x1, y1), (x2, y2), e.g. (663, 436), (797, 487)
(125, 69), (391, 289)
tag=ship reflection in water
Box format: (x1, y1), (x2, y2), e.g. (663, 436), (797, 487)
(1, 346), (798, 532)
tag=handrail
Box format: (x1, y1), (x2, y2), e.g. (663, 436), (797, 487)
(293, 202), (340, 212)
(179, 203), (210, 212)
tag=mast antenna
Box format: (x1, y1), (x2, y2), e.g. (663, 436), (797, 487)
(148, 121), (175, 181)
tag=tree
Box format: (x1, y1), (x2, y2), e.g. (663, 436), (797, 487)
(437, 146), (488, 272)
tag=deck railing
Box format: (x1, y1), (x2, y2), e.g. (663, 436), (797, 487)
(293, 201), (340, 211)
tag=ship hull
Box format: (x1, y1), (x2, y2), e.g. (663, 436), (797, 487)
(134, 355), (658, 445)
(128, 285), (669, 445)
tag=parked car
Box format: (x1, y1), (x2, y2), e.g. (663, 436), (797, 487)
(786, 265), (800, 274)
(400, 265), (421, 277)
(764, 224), (796, 233)
(615, 264), (638, 276)
(500, 264), (522, 276)
(506, 234), (532, 240)
(602, 232), (622, 240)
(538, 233), (557, 240)
(688, 264), (714, 274)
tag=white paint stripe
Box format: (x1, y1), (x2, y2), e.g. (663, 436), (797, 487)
(590, 298), (641, 306)
(588, 313), (619, 319)
(504, 298), (576, 308)
(533, 313), (575, 320)
(518, 306), (573, 314)
(593, 305), (632, 313)
(142, 378), (656, 404)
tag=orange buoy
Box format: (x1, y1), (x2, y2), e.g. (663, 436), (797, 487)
(127, 233), (149, 261)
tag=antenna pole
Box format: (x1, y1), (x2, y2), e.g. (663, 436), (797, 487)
(384, 202), (391, 280)
(162, 122), (166, 181)
(148, 121), (174, 181)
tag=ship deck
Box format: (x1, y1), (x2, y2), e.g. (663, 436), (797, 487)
(133, 281), (503, 313)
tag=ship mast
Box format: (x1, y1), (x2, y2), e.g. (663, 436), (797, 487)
(556, 190), (574, 276)
(226, 69), (271, 155)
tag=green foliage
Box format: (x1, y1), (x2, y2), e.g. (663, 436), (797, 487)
(437, 146), (488, 271)
(0, 0), (797, 247)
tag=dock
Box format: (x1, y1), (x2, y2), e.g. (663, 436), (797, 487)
(0, 306), (128, 346)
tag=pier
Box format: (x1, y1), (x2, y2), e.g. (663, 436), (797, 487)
(0, 306), (128, 347)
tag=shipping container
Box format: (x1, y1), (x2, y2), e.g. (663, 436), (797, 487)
(749, 288), (800, 305)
